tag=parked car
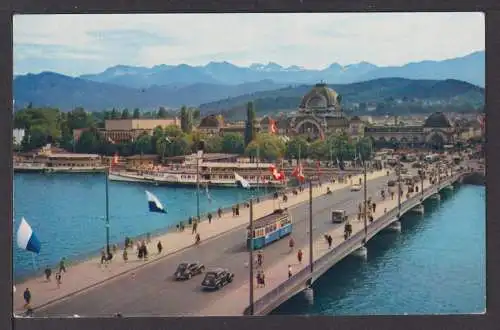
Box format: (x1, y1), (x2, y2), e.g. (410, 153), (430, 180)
(201, 268), (234, 290)
(350, 184), (362, 192)
(174, 262), (205, 280)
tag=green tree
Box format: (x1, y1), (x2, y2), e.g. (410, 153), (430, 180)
(75, 130), (101, 153)
(168, 136), (191, 156)
(246, 133), (285, 161)
(221, 133), (245, 154)
(134, 133), (153, 154)
(111, 108), (120, 119)
(356, 137), (374, 161)
(164, 124), (183, 138)
(309, 139), (327, 160)
(158, 107), (168, 118)
(244, 101), (257, 147)
(133, 108), (141, 118)
(205, 135), (223, 153)
(285, 137), (309, 160)
(180, 106), (193, 133)
(121, 108), (131, 119)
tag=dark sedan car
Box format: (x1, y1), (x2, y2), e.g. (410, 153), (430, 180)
(201, 268), (234, 290)
(174, 262), (205, 280)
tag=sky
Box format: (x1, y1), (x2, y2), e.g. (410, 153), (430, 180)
(13, 12), (485, 77)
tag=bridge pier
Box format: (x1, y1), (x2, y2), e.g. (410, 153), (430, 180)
(386, 220), (402, 232)
(303, 286), (314, 304)
(430, 193), (441, 201)
(352, 246), (368, 259)
(411, 203), (425, 215)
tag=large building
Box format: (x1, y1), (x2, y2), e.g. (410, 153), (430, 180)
(75, 118), (181, 144)
(363, 112), (483, 149)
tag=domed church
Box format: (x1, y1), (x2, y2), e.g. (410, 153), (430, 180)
(285, 83), (365, 140)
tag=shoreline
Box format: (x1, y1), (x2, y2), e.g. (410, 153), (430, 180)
(13, 172), (358, 283)
(13, 169), (380, 289)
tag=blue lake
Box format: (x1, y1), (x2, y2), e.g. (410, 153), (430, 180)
(13, 173), (268, 280)
(272, 184), (486, 315)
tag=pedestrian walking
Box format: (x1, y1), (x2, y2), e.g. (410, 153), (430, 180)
(289, 237), (295, 252)
(257, 251), (263, 267)
(44, 266), (52, 282)
(122, 248), (128, 262)
(372, 202), (376, 213)
(59, 257), (67, 273)
(157, 241), (163, 254)
(217, 207), (222, 218)
(192, 221), (198, 234)
(100, 249), (107, 265)
(23, 288), (31, 308)
(297, 249), (303, 263)
(327, 235), (333, 249)
(236, 204), (240, 216)
(208, 213), (212, 224)
(261, 271), (266, 287)
(288, 265), (293, 278)
(55, 272), (62, 289)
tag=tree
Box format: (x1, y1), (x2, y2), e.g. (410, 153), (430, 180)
(221, 133), (245, 154)
(356, 137), (374, 161)
(168, 136), (191, 156)
(111, 108), (120, 119)
(180, 106), (193, 133)
(121, 108), (130, 119)
(134, 133), (153, 154)
(244, 101), (257, 147)
(133, 108), (141, 119)
(205, 135), (223, 153)
(75, 130), (101, 153)
(309, 139), (327, 160)
(192, 108), (201, 122)
(164, 124), (183, 138)
(158, 107), (168, 118)
(285, 137), (309, 160)
(246, 133), (285, 161)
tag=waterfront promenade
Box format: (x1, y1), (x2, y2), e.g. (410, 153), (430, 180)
(14, 168), (389, 315)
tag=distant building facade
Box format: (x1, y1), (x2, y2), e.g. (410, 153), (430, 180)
(88, 118), (180, 144)
(364, 112), (463, 149)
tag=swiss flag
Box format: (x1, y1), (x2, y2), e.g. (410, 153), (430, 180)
(270, 119), (278, 134)
(292, 164), (305, 182)
(112, 153), (119, 166)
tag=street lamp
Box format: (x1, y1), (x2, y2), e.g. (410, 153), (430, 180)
(105, 166), (110, 256)
(248, 198), (254, 315)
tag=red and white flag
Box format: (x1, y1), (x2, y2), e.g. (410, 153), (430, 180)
(112, 153), (119, 166)
(269, 119), (278, 134)
(292, 163), (305, 182)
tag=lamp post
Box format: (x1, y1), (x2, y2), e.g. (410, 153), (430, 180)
(363, 158), (368, 241)
(105, 166), (110, 255)
(248, 198), (254, 315)
(196, 155), (200, 221)
(397, 157), (401, 219)
(309, 180), (313, 275)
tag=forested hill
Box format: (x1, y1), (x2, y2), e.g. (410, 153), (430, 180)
(198, 78), (484, 120)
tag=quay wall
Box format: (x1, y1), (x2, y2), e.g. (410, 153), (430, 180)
(462, 172), (485, 185)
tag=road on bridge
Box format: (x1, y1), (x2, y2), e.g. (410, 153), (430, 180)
(36, 174), (396, 317)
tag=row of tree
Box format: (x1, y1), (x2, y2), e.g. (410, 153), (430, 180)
(14, 104), (374, 161)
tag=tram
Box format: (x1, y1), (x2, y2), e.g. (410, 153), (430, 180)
(247, 208), (292, 250)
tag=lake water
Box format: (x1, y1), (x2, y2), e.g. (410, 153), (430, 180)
(271, 184), (486, 315)
(13, 173), (269, 280)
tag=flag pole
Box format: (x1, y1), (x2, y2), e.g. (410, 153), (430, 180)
(31, 253), (37, 271)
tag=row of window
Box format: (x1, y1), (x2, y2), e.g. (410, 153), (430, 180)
(48, 162), (100, 167)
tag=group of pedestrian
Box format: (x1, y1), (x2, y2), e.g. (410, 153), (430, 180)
(232, 204), (240, 216)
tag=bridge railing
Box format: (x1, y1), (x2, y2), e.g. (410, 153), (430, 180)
(243, 172), (464, 315)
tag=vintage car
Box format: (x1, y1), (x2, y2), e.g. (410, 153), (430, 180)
(350, 184), (362, 192)
(201, 268), (234, 290)
(174, 262), (205, 280)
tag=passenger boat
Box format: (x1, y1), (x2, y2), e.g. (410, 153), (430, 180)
(247, 208), (292, 250)
(109, 157), (286, 188)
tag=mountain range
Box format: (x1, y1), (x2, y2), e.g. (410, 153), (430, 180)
(199, 78), (484, 120)
(79, 51), (484, 88)
(13, 50), (484, 113)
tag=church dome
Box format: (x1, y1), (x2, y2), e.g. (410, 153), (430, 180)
(199, 114), (223, 128)
(299, 83), (341, 109)
(423, 112), (452, 128)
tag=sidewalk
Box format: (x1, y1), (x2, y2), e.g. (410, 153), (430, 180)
(198, 173), (444, 316)
(13, 169), (390, 312)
